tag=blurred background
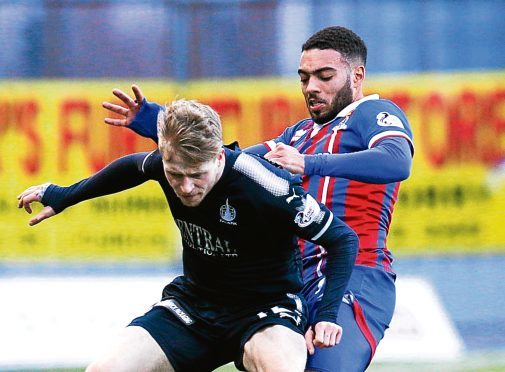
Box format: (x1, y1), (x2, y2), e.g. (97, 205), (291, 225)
(1, 0), (504, 370)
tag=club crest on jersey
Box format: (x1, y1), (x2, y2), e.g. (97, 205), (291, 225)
(220, 198), (237, 225)
(294, 194), (322, 227)
(376, 112), (404, 128)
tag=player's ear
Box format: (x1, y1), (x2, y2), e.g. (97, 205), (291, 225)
(216, 148), (225, 164)
(352, 65), (365, 88)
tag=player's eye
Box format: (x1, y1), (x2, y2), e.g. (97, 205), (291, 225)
(190, 173), (204, 179)
(167, 172), (183, 179)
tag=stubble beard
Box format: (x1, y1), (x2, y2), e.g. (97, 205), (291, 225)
(309, 77), (354, 124)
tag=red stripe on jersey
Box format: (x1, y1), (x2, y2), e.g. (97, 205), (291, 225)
(381, 183), (401, 272)
(263, 142), (274, 151)
(300, 124), (332, 278)
(305, 125), (332, 154)
(344, 181), (387, 267)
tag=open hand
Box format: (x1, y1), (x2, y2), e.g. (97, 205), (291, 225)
(102, 84), (145, 127)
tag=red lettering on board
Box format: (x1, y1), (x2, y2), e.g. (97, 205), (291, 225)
(58, 99), (105, 173)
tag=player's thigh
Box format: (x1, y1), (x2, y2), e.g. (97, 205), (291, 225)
(86, 325), (173, 372)
(243, 324), (306, 371)
(305, 303), (370, 372)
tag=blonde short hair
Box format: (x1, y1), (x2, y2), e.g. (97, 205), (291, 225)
(157, 99), (223, 165)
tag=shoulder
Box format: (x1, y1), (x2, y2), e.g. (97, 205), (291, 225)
(351, 98), (410, 131)
(356, 99), (408, 121)
(141, 149), (163, 176)
(230, 151), (300, 197)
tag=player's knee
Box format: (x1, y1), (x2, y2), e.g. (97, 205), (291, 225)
(243, 328), (306, 371)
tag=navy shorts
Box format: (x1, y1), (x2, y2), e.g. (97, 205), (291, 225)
(130, 276), (307, 371)
(303, 266), (396, 372)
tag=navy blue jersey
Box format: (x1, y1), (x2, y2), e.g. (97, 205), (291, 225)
(42, 146), (357, 323)
(141, 147), (340, 303)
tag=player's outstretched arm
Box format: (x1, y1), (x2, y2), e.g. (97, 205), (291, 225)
(17, 153), (153, 226)
(102, 84), (145, 127)
(102, 84), (162, 143)
(17, 184), (55, 226)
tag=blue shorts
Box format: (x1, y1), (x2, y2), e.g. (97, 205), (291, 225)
(303, 265), (396, 372)
(129, 276), (307, 371)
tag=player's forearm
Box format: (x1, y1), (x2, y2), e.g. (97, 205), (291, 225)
(243, 143), (269, 156)
(313, 223), (358, 324)
(128, 98), (163, 143)
(42, 153), (149, 213)
(304, 137), (412, 183)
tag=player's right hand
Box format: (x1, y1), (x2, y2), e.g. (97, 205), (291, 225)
(102, 84), (145, 127)
(17, 184), (56, 226)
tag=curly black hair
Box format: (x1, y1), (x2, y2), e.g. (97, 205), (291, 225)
(302, 26), (367, 66)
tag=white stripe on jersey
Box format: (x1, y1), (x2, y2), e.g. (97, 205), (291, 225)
(233, 153), (290, 196)
(141, 150), (158, 173)
(368, 130), (414, 150)
(264, 140), (277, 151)
(320, 127), (340, 204)
(311, 211), (334, 241)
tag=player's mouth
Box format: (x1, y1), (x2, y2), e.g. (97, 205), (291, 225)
(180, 193), (199, 200)
(308, 98), (326, 112)
(178, 193), (203, 206)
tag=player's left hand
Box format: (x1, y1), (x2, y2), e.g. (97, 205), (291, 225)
(264, 143), (305, 174)
(102, 84), (145, 127)
(17, 184), (56, 226)
(304, 321), (343, 355)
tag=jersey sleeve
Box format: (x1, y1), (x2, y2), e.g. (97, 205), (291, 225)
(355, 99), (414, 152)
(304, 137), (412, 183)
(282, 185), (358, 324)
(128, 98), (163, 143)
(42, 152), (155, 214)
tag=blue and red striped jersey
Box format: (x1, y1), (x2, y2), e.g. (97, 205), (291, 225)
(263, 95), (413, 280)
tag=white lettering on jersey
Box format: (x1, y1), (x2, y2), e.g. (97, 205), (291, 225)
(175, 219), (237, 258)
(376, 112), (404, 129)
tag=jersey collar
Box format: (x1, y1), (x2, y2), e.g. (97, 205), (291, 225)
(315, 94), (380, 127)
(336, 94), (380, 118)
(311, 94), (379, 132)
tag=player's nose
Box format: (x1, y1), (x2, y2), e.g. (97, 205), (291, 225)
(179, 177), (194, 194)
(305, 76), (321, 94)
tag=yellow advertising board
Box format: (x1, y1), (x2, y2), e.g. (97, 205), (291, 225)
(1, 72), (504, 261)
(0, 81), (179, 261)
